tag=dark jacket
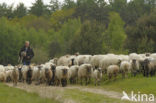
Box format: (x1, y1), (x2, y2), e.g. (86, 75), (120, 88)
(19, 46), (34, 63)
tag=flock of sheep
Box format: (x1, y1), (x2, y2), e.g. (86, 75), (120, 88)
(0, 53), (156, 87)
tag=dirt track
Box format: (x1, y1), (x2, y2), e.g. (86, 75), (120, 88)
(6, 83), (123, 103)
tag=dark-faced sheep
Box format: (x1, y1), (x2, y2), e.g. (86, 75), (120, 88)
(78, 64), (93, 85)
(55, 66), (69, 87)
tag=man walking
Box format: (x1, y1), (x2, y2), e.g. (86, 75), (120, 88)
(19, 41), (34, 65)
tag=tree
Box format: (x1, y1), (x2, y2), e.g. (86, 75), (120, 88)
(14, 3), (27, 18)
(30, 0), (49, 16)
(125, 10), (156, 52)
(62, 0), (76, 9)
(104, 12), (127, 51)
(49, 0), (60, 13)
(70, 20), (105, 54)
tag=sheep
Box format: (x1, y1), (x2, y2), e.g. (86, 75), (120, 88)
(45, 67), (53, 85)
(90, 55), (106, 68)
(55, 66), (69, 87)
(5, 70), (12, 82)
(129, 53), (142, 61)
(49, 58), (58, 65)
(11, 66), (19, 86)
(130, 59), (140, 76)
(21, 65), (29, 83)
(75, 55), (92, 66)
(0, 65), (5, 72)
(107, 65), (119, 80)
(0, 71), (6, 82)
(51, 64), (56, 86)
(68, 65), (79, 84)
(78, 64), (93, 85)
(20, 65), (33, 84)
(17, 65), (23, 82)
(120, 61), (131, 78)
(26, 66), (33, 84)
(92, 68), (102, 86)
(32, 66), (40, 81)
(4, 65), (14, 71)
(100, 55), (121, 73)
(36, 64), (46, 85)
(57, 55), (74, 66)
(140, 58), (156, 77)
(118, 55), (129, 61)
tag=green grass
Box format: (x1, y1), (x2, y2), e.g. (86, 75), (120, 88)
(63, 89), (133, 103)
(0, 83), (59, 103)
(86, 74), (156, 95)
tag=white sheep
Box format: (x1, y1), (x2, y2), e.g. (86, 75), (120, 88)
(100, 55), (121, 73)
(92, 68), (102, 86)
(57, 55), (74, 66)
(0, 65), (5, 72)
(107, 65), (119, 80)
(5, 70), (12, 82)
(11, 66), (19, 86)
(0, 71), (6, 82)
(68, 65), (79, 84)
(78, 64), (93, 85)
(55, 66), (69, 87)
(130, 59), (140, 76)
(75, 55), (92, 66)
(90, 55), (106, 68)
(120, 61), (131, 78)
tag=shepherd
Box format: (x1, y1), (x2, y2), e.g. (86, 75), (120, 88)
(19, 41), (34, 65)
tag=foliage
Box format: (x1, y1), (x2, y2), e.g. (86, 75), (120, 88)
(104, 12), (127, 52)
(0, 0), (155, 64)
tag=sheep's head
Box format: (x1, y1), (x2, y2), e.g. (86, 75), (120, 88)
(45, 68), (49, 74)
(86, 65), (91, 74)
(51, 64), (56, 71)
(117, 59), (122, 66)
(132, 59), (136, 64)
(98, 68), (102, 73)
(62, 68), (68, 76)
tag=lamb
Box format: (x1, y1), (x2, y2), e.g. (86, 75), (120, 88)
(92, 68), (102, 86)
(55, 66), (69, 87)
(68, 65), (79, 84)
(0, 71), (6, 82)
(120, 61), (131, 78)
(78, 64), (93, 85)
(107, 65), (119, 80)
(11, 66), (19, 86)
